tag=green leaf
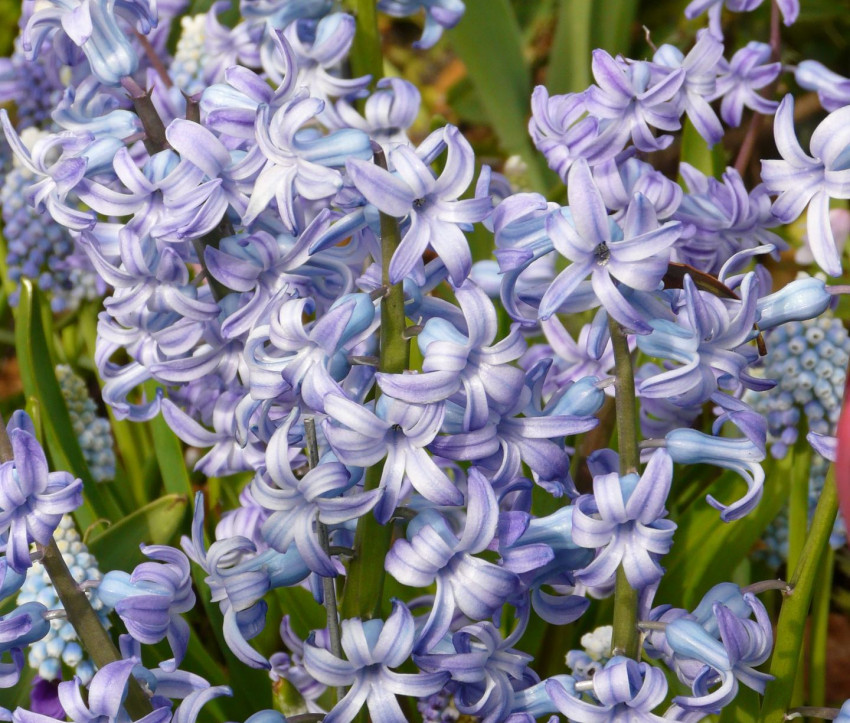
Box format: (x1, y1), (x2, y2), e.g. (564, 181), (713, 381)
(449, 0), (554, 192)
(593, 0), (638, 57)
(14, 281), (122, 528)
(547, 0), (594, 95)
(144, 381), (194, 499)
(88, 494), (189, 572)
(760, 471), (838, 723)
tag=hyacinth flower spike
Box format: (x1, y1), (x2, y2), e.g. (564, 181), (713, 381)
(303, 600), (450, 723)
(538, 158), (681, 332)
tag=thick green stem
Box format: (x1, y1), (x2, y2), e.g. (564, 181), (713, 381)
(0, 417), (152, 719)
(340, 146), (408, 621)
(607, 318), (641, 659)
(759, 470), (838, 723)
(809, 547), (834, 708)
(344, 0), (383, 87)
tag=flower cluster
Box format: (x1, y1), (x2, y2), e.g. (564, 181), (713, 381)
(0, 0), (846, 721)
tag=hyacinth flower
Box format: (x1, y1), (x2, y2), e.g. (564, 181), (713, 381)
(283, 13), (371, 101)
(571, 448), (676, 590)
(0, 602), (51, 690)
(673, 163), (783, 274)
(377, 280), (526, 430)
(538, 159), (682, 332)
(583, 50), (685, 162)
(661, 593), (773, 714)
(712, 42), (780, 128)
(684, 0), (799, 37)
(377, 0), (466, 49)
(414, 619), (535, 723)
(302, 600), (450, 723)
(11, 657), (231, 723)
(663, 428), (765, 520)
(346, 125), (492, 285)
(592, 157), (683, 221)
(637, 273), (769, 406)
(241, 92), (373, 230)
(181, 493), (310, 668)
(201, 29), (301, 140)
(0, 112), (101, 232)
(795, 60), (850, 112)
(243, 289), (377, 404)
(384, 469), (519, 653)
(761, 95), (850, 276)
(528, 87), (598, 182)
(324, 77), (422, 150)
(22, 0), (157, 86)
(497, 506), (593, 624)
(0, 413), (82, 573)
(652, 32), (725, 147)
(545, 657), (669, 722)
(96, 546), (196, 670)
(250, 409), (381, 576)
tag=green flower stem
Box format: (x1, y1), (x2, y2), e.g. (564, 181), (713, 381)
(0, 416), (152, 719)
(607, 318), (640, 659)
(759, 469), (838, 723)
(809, 546), (834, 708)
(340, 145), (408, 622)
(344, 0), (383, 87)
(786, 441), (811, 576)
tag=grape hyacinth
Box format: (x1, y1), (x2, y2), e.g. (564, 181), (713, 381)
(0, 131), (101, 313)
(16, 516), (109, 684)
(56, 365), (116, 483)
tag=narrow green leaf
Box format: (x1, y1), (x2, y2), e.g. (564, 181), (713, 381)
(14, 281), (123, 528)
(449, 0), (553, 192)
(760, 472), (838, 723)
(547, 0), (593, 95)
(88, 494), (189, 572)
(145, 381), (194, 499)
(809, 546), (834, 708)
(593, 0), (638, 57)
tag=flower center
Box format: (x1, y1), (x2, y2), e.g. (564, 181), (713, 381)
(594, 242), (610, 265)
